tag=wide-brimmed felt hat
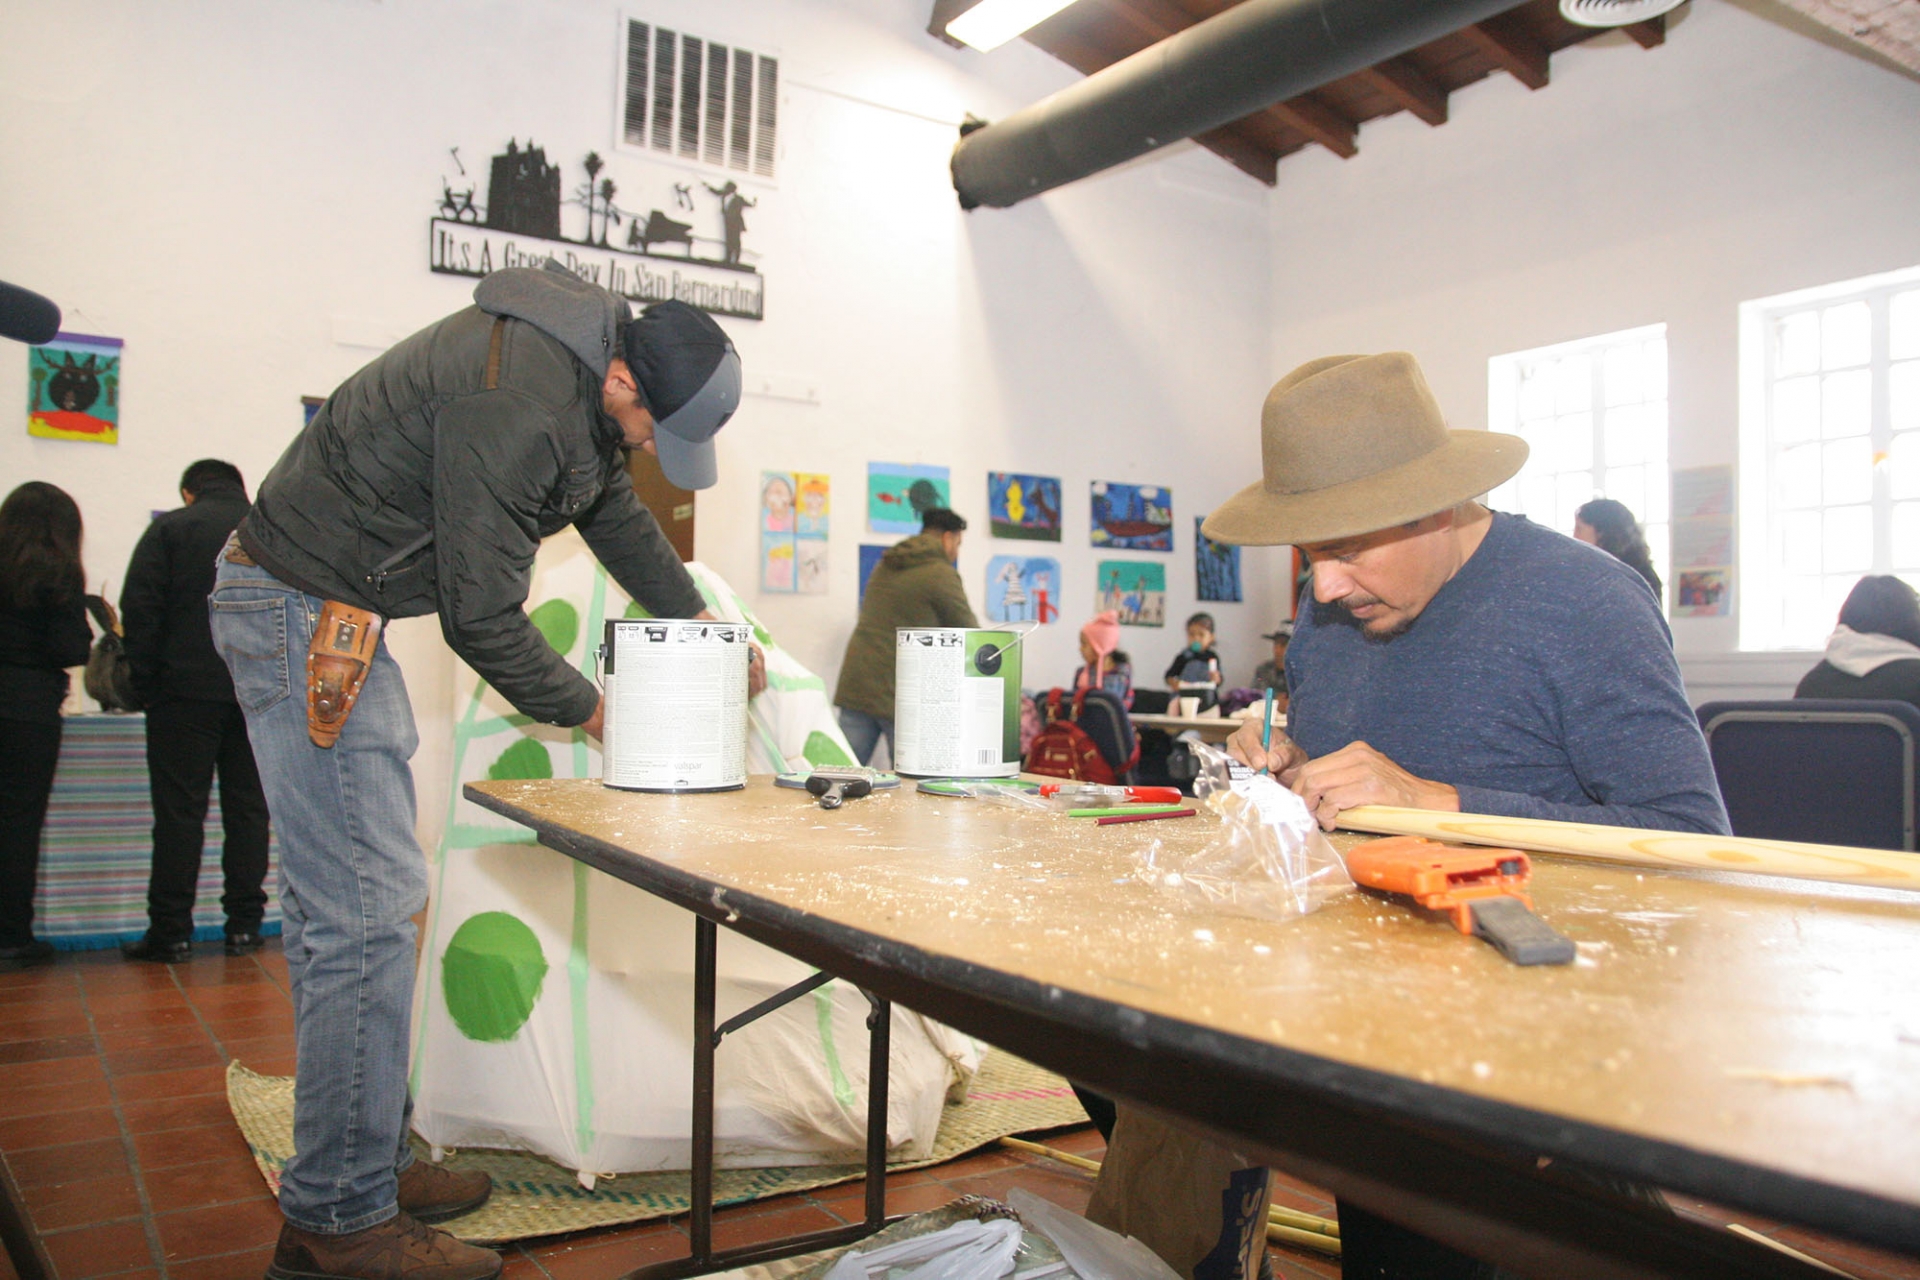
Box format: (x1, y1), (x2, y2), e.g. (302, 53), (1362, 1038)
(1202, 352), (1527, 547)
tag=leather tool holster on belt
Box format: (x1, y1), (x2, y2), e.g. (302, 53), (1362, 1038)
(308, 602), (383, 749)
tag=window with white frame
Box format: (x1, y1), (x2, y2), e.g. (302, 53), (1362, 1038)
(1739, 265), (1920, 650)
(1485, 325), (1670, 597)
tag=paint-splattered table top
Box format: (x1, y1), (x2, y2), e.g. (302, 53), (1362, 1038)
(466, 775), (1920, 1257)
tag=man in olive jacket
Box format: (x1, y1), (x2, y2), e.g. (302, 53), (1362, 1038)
(833, 508), (978, 765)
(211, 262), (748, 1280)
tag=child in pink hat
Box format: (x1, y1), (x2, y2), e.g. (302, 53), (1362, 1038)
(1073, 611), (1133, 708)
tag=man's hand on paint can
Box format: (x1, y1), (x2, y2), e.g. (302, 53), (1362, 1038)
(580, 696), (606, 742)
(747, 643), (766, 698)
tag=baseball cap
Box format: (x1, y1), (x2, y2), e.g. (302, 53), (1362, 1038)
(622, 301), (741, 491)
(1262, 621), (1295, 641)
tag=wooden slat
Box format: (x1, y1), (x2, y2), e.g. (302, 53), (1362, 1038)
(1462, 14), (1551, 89)
(1625, 14), (1667, 48)
(1357, 56), (1449, 125)
(1267, 93), (1358, 158)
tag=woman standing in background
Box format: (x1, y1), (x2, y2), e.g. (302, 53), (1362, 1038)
(0, 482), (94, 970)
(1575, 497), (1663, 600)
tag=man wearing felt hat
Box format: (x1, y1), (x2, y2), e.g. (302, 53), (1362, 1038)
(213, 262), (754, 1280)
(1194, 351), (1724, 1279)
(1212, 350), (1724, 838)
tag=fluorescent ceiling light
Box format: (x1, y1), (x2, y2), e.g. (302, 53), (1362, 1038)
(1558, 0), (1686, 26)
(946, 0), (1080, 51)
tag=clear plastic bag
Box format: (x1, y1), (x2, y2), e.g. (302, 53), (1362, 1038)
(822, 1216), (1022, 1280)
(1138, 743), (1352, 922)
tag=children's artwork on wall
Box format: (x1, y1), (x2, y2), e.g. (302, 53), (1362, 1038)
(1195, 518), (1242, 603)
(760, 471), (828, 594)
(858, 544), (888, 605)
(1090, 482), (1172, 552)
(868, 463), (950, 535)
(1097, 561), (1166, 627)
(302, 396), (325, 426)
(987, 472), (1062, 542)
(28, 333), (122, 444)
(986, 556), (1062, 625)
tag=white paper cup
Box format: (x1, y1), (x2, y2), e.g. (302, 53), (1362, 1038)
(1177, 695), (1200, 717)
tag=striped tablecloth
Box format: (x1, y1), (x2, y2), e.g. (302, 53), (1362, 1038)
(33, 713), (282, 950)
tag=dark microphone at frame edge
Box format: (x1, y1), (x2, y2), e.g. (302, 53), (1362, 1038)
(0, 281), (62, 346)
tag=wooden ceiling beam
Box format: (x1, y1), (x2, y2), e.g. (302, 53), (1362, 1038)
(1624, 13), (1667, 48)
(1194, 125), (1280, 185)
(1267, 95), (1358, 158)
(1462, 14), (1551, 89)
(1356, 56), (1449, 126)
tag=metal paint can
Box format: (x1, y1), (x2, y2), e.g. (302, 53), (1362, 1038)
(601, 619), (751, 793)
(892, 627), (1023, 778)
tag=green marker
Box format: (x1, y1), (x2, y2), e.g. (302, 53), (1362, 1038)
(1065, 803), (1189, 819)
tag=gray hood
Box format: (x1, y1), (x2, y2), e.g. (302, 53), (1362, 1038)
(473, 260), (631, 379)
(1823, 624), (1920, 676)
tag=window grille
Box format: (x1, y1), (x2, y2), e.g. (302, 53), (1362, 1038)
(1486, 325), (1671, 603)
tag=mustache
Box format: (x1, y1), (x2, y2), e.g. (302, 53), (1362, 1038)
(1333, 593), (1385, 613)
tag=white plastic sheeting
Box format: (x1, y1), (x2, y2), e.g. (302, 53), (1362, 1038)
(409, 533), (979, 1182)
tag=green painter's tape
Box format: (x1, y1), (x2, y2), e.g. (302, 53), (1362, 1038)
(442, 912), (548, 1042)
(570, 861), (596, 1153)
(815, 984), (857, 1109)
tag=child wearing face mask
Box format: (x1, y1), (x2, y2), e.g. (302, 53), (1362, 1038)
(1164, 612), (1223, 710)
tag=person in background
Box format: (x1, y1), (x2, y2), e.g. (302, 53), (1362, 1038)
(1250, 620), (1292, 711)
(1072, 610), (1132, 707)
(1795, 575), (1920, 710)
(0, 482), (95, 972)
(1574, 497), (1662, 600)
(119, 460), (272, 964)
(1163, 610), (1223, 709)
(833, 507), (977, 766)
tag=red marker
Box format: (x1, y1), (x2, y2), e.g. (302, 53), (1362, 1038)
(1039, 783), (1183, 804)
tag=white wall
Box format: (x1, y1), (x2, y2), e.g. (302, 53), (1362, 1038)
(0, 0), (1278, 849)
(1261, 0), (1920, 697)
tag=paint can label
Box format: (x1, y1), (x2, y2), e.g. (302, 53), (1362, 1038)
(602, 619), (750, 792)
(893, 628), (1022, 778)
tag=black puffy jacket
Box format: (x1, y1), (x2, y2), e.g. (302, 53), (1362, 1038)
(120, 479), (251, 705)
(238, 264), (704, 726)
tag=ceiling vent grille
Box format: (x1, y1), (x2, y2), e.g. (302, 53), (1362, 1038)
(1558, 0), (1686, 27)
(621, 18), (777, 178)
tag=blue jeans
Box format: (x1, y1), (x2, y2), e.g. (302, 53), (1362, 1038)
(836, 708), (893, 768)
(210, 559), (424, 1234)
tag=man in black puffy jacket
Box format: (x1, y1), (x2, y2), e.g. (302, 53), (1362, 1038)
(119, 459), (270, 964)
(211, 262), (747, 1280)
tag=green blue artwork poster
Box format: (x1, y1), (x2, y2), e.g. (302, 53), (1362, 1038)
(868, 462), (949, 534)
(28, 333), (122, 444)
(1090, 481), (1172, 551)
(1096, 560), (1166, 627)
(988, 472), (1062, 541)
(1195, 517), (1242, 603)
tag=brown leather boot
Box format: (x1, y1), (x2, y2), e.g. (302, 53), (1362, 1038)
(397, 1160), (493, 1224)
(264, 1211), (502, 1280)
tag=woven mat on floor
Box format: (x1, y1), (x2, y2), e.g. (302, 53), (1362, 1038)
(227, 1051), (1086, 1245)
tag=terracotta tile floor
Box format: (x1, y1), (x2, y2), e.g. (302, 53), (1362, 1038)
(1, 943), (1913, 1279)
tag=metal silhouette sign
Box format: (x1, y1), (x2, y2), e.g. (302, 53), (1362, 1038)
(429, 139), (765, 320)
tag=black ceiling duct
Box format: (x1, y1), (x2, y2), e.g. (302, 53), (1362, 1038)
(950, 0), (1521, 209)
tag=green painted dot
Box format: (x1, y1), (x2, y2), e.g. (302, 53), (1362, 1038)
(442, 912), (548, 1043)
(529, 600), (579, 657)
(623, 600), (653, 619)
(802, 730), (853, 768)
(488, 738), (552, 781)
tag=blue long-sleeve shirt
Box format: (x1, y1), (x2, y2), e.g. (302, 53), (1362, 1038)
(1286, 512), (1729, 834)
